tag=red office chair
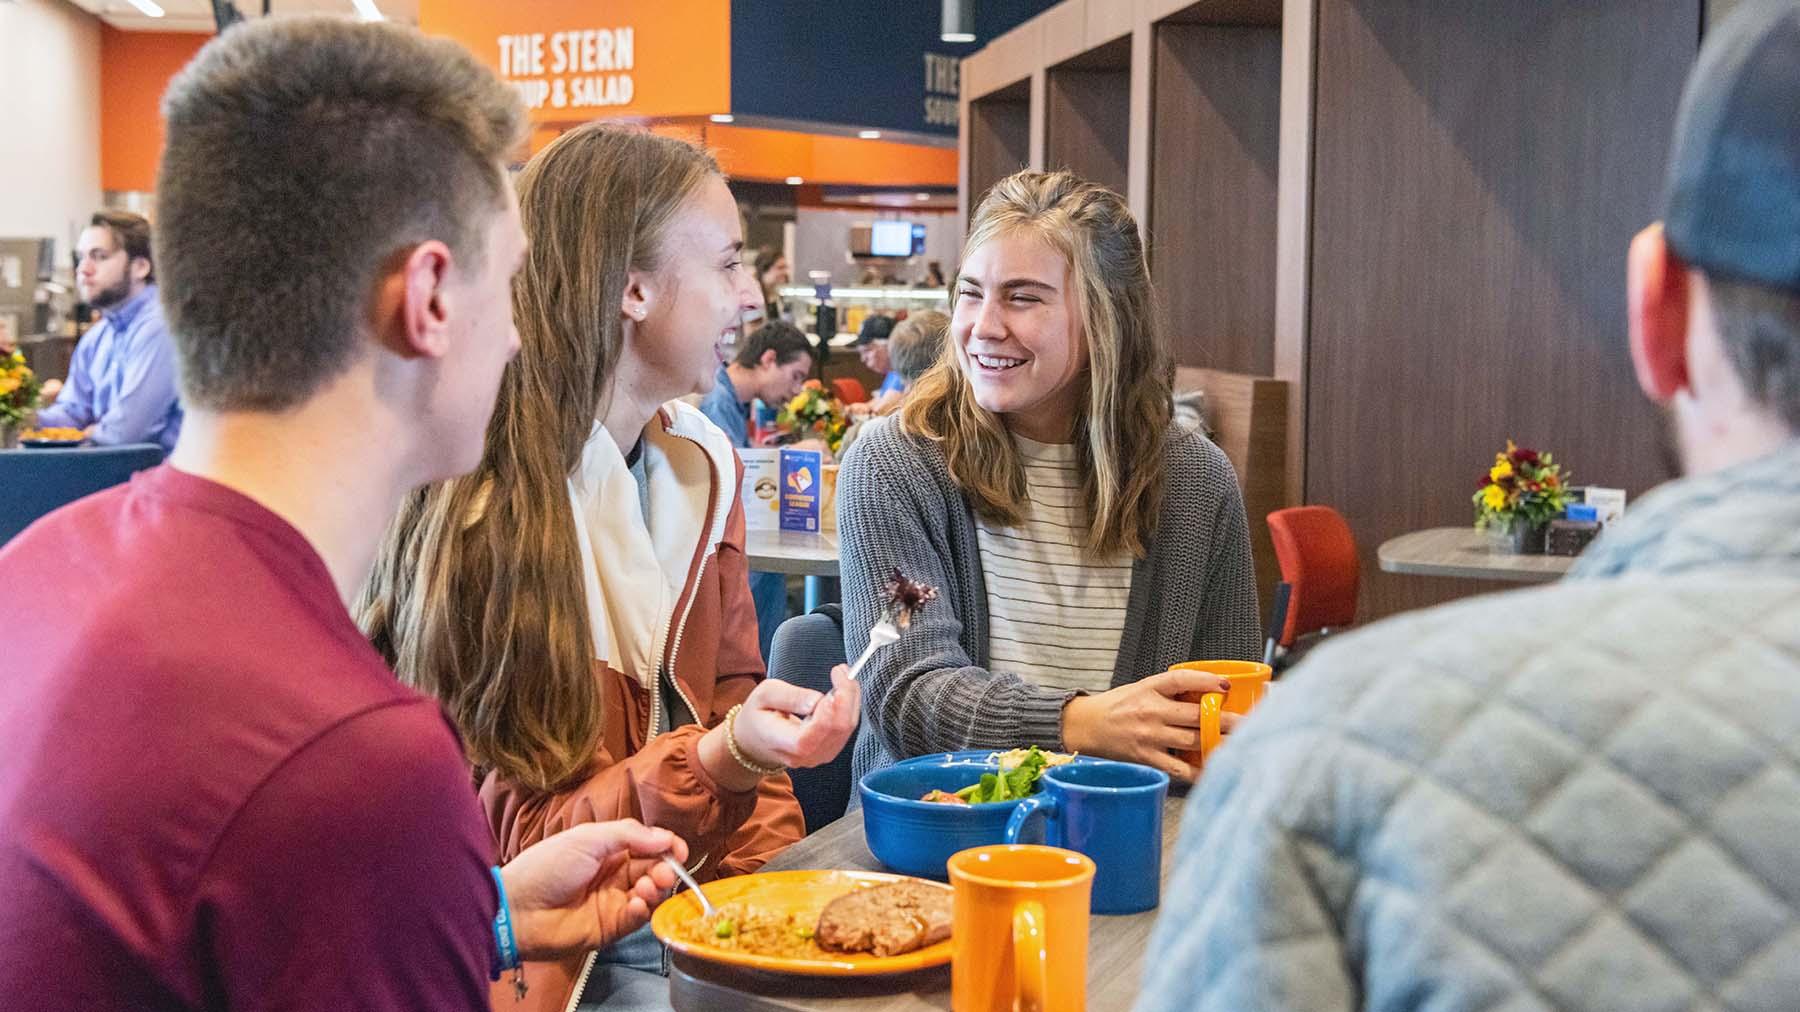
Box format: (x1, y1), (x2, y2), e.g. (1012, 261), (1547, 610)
(831, 377), (870, 405)
(1264, 506), (1361, 671)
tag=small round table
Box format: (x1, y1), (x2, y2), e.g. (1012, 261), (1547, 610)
(1377, 527), (1575, 584)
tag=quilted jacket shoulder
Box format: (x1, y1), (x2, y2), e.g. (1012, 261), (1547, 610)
(1136, 440), (1800, 1012)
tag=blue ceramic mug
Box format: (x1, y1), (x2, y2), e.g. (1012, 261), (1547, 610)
(1002, 760), (1168, 914)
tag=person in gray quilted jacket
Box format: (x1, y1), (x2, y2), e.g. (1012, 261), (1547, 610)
(1138, 4), (1800, 1010)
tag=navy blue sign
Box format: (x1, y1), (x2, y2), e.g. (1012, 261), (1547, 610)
(728, 1), (1055, 138)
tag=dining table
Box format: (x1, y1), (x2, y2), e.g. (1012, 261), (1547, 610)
(746, 528), (841, 611)
(1377, 526), (1576, 584)
(666, 792), (1188, 1011)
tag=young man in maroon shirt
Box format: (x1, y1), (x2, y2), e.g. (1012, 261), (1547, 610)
(0, 17), (697, 1011)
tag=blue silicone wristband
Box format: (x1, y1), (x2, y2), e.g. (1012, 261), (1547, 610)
(490, 865), (521, 978)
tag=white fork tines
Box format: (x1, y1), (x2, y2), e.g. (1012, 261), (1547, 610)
(845, 620), (901, 682)
(663, 855), (716, 918)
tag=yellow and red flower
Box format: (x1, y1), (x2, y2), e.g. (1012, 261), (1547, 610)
(775, 382), (850, 454)
(1473, 438), (1572, 531)
(1, 349), (42, 426)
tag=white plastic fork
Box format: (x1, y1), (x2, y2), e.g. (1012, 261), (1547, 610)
(662, 855), (717, 918)
(845, 620), (901, 681)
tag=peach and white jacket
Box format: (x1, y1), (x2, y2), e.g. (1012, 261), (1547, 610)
(482, 400), (803, 1012)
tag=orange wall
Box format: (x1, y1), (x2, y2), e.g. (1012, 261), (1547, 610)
(420, 0), (730, 123)
(538, 121), (956, 187)
(101, 15), (951, 194)
(99, 27), (208, 193)
(708, 124), (956, 186)
(626, 122), (952, 187)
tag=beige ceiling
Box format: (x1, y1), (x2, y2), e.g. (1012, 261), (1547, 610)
(64, 0), (418, 33)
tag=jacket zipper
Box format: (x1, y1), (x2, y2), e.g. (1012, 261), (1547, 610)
(659, 550), (711, 731)
(645, 425), (728, 740)
(648, 531), (712, 740)
(562, 950), (598, 1012)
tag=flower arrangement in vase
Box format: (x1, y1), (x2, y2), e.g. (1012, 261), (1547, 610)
(775, 379), (849, 455)
(0, 348), (42, 448)
(1473, 440), (1572, 554)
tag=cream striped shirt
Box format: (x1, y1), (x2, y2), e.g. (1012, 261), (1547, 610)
(975, 436), (1133, 693)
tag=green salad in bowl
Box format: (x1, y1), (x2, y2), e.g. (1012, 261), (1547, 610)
(919, 747), (1076, 805)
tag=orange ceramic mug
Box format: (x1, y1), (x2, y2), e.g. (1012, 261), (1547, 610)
(1171, 660), (1273, 768)
(948, 845), (1095, 1012)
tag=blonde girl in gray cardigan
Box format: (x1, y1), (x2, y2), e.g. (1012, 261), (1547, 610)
(839, 170), (1261, 784)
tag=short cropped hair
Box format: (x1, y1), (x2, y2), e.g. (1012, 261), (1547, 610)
(90, 210), (154, 283)
(888, 310), (948, 384)
(1707, 274), (1800, 432)
(155, 17), (526, 411)
(735, 320), (815, 369)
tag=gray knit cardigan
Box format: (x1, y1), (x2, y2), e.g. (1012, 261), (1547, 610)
(838, 418), (1262, 781)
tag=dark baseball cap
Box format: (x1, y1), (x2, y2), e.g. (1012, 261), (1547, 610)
(851, 314), (896, 347)
(1663, 0), (1800, 293)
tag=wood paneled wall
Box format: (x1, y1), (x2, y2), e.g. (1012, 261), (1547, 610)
(1304, 0), (1698, 618)
(1044, 66), (1131, 195)
(1177, 367), (1290, 608)
(1150, 23), (1282, 374)
(968, 82), (1032, 213)
(963, 0), (1707, 624)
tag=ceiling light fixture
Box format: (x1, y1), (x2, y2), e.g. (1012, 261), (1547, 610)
(858, 130), (882, 139)
(126, 0), (166, 16)
(940, 0), (975, 43)
(785, 176), (804, 185)
(710, 114), (735, 123)
(915, 192), (932, 200)
(350, 0), (383, 21)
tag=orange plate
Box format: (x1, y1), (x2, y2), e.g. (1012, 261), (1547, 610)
(650, 869), (953, 977)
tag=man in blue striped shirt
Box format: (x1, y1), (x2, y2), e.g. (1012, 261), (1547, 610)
(35, 211), (182, 453)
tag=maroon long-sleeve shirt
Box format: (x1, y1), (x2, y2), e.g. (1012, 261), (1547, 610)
(0, 466), (498, 1010)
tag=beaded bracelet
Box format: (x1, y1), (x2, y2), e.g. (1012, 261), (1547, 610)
(724, 704), (786, 776)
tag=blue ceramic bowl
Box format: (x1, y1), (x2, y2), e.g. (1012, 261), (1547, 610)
(859, 756), (1056, 880)
(895, 750), (1005, 766)
(896, 749), (1100, 767)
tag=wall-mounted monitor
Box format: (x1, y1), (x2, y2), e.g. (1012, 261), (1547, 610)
(869, 220), (915, 257)
(851, 221), (928, 258)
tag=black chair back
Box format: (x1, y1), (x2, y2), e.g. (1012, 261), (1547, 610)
(1263, 581), (1293, 672)
(766, 605), (856, 833)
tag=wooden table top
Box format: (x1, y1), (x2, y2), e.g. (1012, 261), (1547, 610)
(668, 794), (1187, 1011)
(1377, 526), (1575, 583)
(746, 528), (841, 577)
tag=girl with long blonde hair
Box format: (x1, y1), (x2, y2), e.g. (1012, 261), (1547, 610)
(838, 170), (1260, 785)
(361, 125), (858, 1011)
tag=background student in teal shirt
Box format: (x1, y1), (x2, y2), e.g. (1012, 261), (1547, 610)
(699, 320), (818, 660)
